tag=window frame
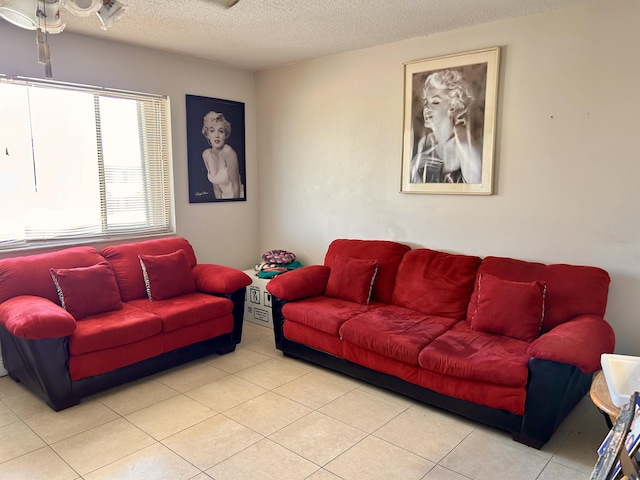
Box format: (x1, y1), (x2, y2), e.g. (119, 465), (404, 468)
(0, 74), (175, 253)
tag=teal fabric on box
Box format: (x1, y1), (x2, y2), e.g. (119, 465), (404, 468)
(257, 260), (303, 279)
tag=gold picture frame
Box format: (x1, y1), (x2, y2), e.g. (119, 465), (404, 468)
(400, 47), (500, 195)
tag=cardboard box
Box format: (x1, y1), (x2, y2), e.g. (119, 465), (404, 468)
(243, 269), (273, 327)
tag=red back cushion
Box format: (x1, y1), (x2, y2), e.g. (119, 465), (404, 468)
(324, 239), (410, 304)
(138, 249), (197, 301)
(100, 237), (197, 301)
(391, 248), (481, 319)
(0, 246), (104, 304)
(469, 273), (546, 342)
(325, 256), (378, 304)
(50, 262), (123, 320)
(467, 256), (610, 332)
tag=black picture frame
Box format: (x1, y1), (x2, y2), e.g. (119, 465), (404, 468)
(186, 94), (246, 203)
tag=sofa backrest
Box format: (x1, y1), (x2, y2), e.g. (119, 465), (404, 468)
(0, 246), (104, 304)
(467, 256), (610, 333)
(100, 237), (197, 302)
(391, 248), (481, 319)
(324, 239), (411, 304)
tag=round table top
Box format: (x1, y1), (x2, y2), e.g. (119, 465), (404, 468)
(590, 370), (621, 420)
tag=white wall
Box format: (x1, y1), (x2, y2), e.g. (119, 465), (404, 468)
(255, 0), (640, 354)
(0, 27), (259, 269)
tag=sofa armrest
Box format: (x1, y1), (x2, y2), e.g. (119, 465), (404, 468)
(267, 265), (330, 301)
(192, 264), (251, 294)
(0, 295), (76, 339)
(527, 315), (615, 373)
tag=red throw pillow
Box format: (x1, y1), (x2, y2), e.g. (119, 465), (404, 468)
(325, 255), (378, 304)
(469, 273), (546, 342)
(49, 262), (123, 320)
(138, 249), (197, 301)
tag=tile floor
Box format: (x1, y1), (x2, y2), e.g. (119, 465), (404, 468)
(0, 321), (609, 479)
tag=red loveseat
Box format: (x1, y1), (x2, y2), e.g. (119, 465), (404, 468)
(266, 239), (615, 448)
(0, 237), (251, 411)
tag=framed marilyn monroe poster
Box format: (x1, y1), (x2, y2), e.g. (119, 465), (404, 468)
(400, 47), (500, 195)
(186, 94), (246, 203)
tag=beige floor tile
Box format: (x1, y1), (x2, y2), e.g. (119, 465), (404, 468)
(274, 370), (360, 409)
(476, 395), (596, 461)
(0, 399), (19, 427)
(421, 465), (473, 479)
(0, 446), (78, 480)
(439, 430), (549, 480)
(235, 358), (310, 390)
(484, 395), (597, 461)
(537, 461), (591, 480)
(84, 442), (200, 480)
(373, 404), (474, 462)
(319, 388), (408, 433)
(225, 391), (312, 436)
(242, 335), (281, 358)
(306, 469), (344, 480)
(205, 438), (318, 480)
(356, 382), (415, 407)
(240, 322), (273, 344)
(96, 378), (179, 415)
(125, 394), (216, 440)
(205, 348), (271, 374)
(163, 414), (263, 470)
(270, 411), (367, 466)
(0, 376), (27, 399)
(2, 390), (53, 420)
(552, 401), (609, 474)
(0, 421), (47, 463)
(24, 400), (120, 444)
(325, 435), (434, 480)
(186, 375), (267, 412)
(51, 418), (155, 475)
(311, 366), (363, 388)
(154, 361), (228, 392)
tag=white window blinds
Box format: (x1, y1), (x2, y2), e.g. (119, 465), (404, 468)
(0, 76), (173, 250)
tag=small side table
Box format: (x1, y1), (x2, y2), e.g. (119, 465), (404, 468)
(590, 370), (621, 428)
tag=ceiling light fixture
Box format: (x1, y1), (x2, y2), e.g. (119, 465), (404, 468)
(0, 0), (128, 78)
(0, 0), (239, 79)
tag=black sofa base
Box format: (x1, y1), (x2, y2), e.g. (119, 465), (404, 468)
(0, 288), (247, 411)
(1, 326), (237, 411)
(279, 337), (591, 449)
(271, 299), (592, 449)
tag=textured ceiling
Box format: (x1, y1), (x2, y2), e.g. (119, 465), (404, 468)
(58, 0), (592, 71)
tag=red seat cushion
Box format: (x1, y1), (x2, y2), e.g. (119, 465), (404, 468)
(339, 306), (458, 365)
(128, 292), (232, 332)
(50, 262), (123, 320)
(282, 296), (374, 337)
(391, 248), (480, 320)
(69, 336), (164, 381)
(418, 321), (530, 387)
(69, 303), (162, 355)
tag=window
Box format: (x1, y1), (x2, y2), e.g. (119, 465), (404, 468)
(0, 75), (173, 250)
